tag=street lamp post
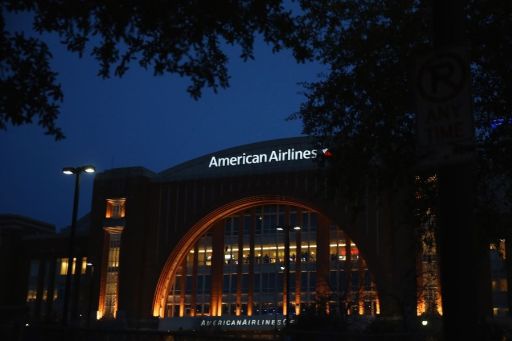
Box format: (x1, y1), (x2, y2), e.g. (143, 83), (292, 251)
(86, 262), (95, 328)
(61, 165), (95, 326)
(277, 225), (301, 323)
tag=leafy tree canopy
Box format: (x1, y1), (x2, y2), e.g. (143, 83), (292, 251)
(293, 0), (512, 206)
(1, 0), (310, 139)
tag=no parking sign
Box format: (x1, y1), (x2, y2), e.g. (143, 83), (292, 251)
(414, 47), (474, 167)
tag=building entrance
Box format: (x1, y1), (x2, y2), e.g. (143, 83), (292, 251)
(157, 203), (380, 320)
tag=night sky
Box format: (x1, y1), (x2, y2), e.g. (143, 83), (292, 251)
(0, 15), (323, 230)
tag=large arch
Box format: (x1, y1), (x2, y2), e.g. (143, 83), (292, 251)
(152, 195), (378, 318)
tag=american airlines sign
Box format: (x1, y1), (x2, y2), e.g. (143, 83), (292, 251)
(158, 316), (293, 331)
(208, 148), (332, 168)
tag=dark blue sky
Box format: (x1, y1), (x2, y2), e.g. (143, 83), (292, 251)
(0, 17), (323, 230)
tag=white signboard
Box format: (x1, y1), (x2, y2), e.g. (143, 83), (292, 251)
(414, 47), (474, 166)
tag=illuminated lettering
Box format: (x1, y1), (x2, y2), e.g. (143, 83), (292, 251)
(208, 148), (323, 168)
(193, 317), (297, 330)
(269, 150), (279, 162)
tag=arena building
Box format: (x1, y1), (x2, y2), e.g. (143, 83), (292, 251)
(11, 137), (451, 331)
(86, 136), (429, 330)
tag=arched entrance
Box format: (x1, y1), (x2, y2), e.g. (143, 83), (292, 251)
(152, 196), (380, 319)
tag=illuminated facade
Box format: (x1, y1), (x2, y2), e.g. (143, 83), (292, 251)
(164, 205), (379, 319)
(9, 137), (472, 330)
(6, 137), (507, 333)
(416, 216), (442, 316)
(85, 137), (418, 330)
(0, 214), (91, 324)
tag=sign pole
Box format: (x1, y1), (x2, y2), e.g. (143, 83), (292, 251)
(425, 0), (491, 338)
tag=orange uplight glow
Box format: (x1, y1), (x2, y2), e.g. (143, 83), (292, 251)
(437, 296), (443, 316)
(417, 300), (426, 316)
(152, 196), (319, 318)
(105, 198), (126, 219)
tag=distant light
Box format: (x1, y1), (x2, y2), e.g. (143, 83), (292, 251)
(421, 320), (428, 326)
(293, 226), (301, 230)
(83, 165), (96, 173)
(491, 117), (512, 130)
(62, 165), (96, 175)
(25, 323), (30, 327)
(86, 262), (93, 266)
(276, 227), (284, 231)
(280, 266), (285, 270)
(491, 118), (505, 129)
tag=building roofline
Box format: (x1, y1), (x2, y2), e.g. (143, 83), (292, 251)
(0, 214), (56, 234)
(156, 136), (319, 181)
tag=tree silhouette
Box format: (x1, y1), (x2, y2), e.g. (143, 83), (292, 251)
(292, 2), (511, 338)
(1, 0), (310, 139)
(1, 11), (63, 138)
(293, 0), (511, 198)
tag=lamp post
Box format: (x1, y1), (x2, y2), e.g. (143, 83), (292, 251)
(86, 262), (95, 328)
(62, 165), (95, 326)
(276, 225), (301, 323)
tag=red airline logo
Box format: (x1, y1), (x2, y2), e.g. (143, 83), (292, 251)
(322, 148), (333, 157)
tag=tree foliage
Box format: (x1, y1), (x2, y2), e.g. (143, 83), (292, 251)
(1, 0), (310, 139)
(293, 0), (512, 203)
(1, 0), (511, 203)
(1, 7), (63, 138)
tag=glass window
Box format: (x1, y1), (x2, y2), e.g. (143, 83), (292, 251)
(254, 274), (261, 292)
(242, 274), (248, 291)
(197, 276), (204, 293)
(223, 275), (230, 292)
(105, 198), (126, 218)
(163, 204), (378, 318)
(104, 231), (122, 318)
(204, 275), (211, 291)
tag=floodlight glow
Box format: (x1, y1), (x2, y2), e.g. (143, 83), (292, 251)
(83, 166), (96, 173)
